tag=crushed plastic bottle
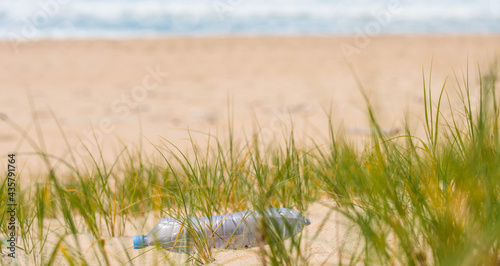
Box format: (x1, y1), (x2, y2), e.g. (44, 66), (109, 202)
(133, 208), (311, 252)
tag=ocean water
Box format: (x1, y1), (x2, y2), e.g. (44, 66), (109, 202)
(1, 0), (500, 40)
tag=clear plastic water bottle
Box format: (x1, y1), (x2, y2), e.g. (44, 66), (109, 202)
(133, 208), (311, 252)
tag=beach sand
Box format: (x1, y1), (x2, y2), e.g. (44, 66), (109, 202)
(2, 36), (500, 167)
(1, 35), (500, 264)
(8, 201), (360, 265)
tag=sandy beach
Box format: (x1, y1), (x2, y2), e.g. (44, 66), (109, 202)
(1, 35), (500, 265)
(9, 201), (358, 265)
(2, 35), (500, 169)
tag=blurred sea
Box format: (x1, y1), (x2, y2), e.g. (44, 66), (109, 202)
(1, 0), (500, 39)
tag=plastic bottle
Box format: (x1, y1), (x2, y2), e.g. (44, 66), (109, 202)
(133, 208), (311, 252)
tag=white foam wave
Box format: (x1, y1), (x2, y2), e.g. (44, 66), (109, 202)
(0, 0), (499, 39)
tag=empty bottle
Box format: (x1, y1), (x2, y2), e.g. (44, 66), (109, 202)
(133, 208), (311, 252)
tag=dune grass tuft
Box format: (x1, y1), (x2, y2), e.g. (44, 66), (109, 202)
(1, 61), (500, 265)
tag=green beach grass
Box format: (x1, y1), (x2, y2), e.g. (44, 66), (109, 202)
(1, 61), (500, 265)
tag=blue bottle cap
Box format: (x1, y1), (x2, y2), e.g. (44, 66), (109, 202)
(133, 235), (145, 249)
